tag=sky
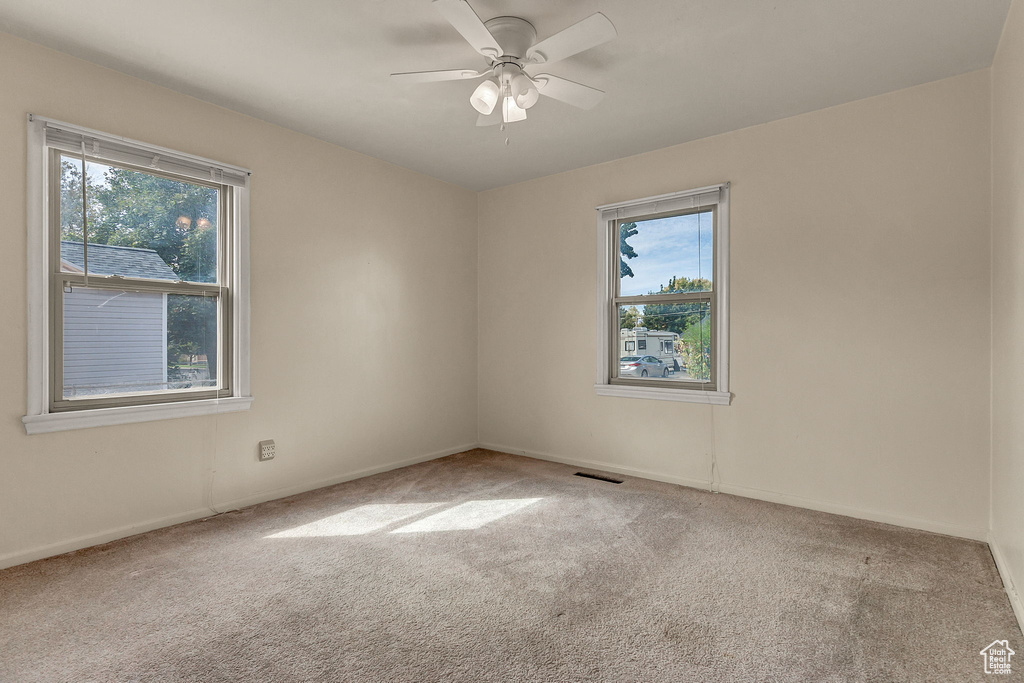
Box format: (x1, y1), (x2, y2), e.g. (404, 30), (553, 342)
(620, 211), (713, 296)
(61, 154), (112, 186)
(86, 160), (111, 185)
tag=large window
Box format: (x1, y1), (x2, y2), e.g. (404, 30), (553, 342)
(595, 184), (730, 404)
(23, 117), (252, 433)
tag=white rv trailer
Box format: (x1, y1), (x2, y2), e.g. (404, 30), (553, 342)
(620, 327), (682, 372)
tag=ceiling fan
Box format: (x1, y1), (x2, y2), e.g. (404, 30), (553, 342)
(391, 0), (617, 126)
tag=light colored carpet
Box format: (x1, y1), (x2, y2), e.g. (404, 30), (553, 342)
(1, 449), (1020, 682)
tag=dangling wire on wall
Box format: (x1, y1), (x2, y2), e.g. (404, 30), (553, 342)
(204, 175), (238, 519)
(696, 208), (720, 493)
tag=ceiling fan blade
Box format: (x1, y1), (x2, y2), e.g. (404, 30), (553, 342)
(526, 13), (616, 65)
(432, 0), (502, 59)
(390, 68), (486, 83)
(534, 74), (605, 110)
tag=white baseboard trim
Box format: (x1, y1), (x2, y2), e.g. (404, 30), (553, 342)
(714, 480), (989, 542)
(990, 532), (1024, 632)
(0, 507), (215, 572)
(0, 442), (476, 571)
(212, 442), (478, 514)
(480, 441), (713, 491)
(478, 442), (989, 542)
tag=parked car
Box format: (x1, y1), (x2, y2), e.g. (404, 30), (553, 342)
(619, 355), (670, 378)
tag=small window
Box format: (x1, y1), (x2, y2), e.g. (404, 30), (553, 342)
(624, 340), (635, 352)
(24, 117), (253, 433)
(595, 184), (730, 405)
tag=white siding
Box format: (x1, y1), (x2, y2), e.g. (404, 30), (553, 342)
(63, 289), (166, 396)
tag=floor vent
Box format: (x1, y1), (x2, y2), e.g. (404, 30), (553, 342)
(574, 472), (624, 484)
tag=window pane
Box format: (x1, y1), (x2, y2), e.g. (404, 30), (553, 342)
(617, 303), (711, 382)
(59, 155), (218, 283)
(618, 210), (713, 297)
(62, 287), (218, 399)
(167, 294), (220, 390)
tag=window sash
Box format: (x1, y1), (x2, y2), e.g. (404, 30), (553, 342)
(54, 274), (224, 296)
(49, 277), (231, 411)
(607, 204), (719, 391)
(612, 207), (716, 300)
(610, 294), (716, 390)
(46, 148), (234, 411)
(615, 291), (712, 305)
(50, 148), (227, 287)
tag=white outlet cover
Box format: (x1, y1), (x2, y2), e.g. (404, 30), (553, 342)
(258, 439), (275, 460)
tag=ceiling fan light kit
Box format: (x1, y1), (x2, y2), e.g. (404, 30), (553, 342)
(470, 79), (500, 115)
(470, 62), (541, 123)
(502, 95), (527, 123)
(392, 0), (617, 128)
(511, 72), (539, 109)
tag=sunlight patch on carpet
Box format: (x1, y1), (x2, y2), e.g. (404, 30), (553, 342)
(266, 503), (445, 538)
(390, 498), (543, 533)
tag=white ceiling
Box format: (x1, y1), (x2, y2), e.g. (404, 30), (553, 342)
(0, 1), (1011, 190)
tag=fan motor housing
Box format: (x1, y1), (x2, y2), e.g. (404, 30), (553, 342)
(484, 16), (537, 60)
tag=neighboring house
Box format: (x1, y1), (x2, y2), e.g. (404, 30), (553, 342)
(59, 241), (177, 397)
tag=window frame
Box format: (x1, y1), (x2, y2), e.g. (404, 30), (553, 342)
(594, 184), (731, 405)
(23, 116), (253, 434)
(610, 205), (717, 390)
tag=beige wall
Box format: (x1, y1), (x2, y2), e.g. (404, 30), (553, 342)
(0, 33), (479, 567)
(478, 70), (992, 540)
(991, 0), (1024, 624)
(0, 26), (1006, 570)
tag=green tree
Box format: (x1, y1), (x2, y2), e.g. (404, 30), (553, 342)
(166, 295), (218, 386)
(619, 305), (642, 330)
(619, 222), (638, 278)
(59, 159), (103, 242)
(641, 276), (713, 335)
(93, 168), (217, 282)
(658, 276), (712, 295)
(680, 317), (711, 380)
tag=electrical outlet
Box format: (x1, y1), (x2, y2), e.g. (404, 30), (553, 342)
(258, 439), (276, 461)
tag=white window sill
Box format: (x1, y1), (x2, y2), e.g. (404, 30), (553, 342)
(22, 396), (254, 434)
(594, 384), (731, 405)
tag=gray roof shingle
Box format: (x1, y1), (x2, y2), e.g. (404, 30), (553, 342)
(60, 241), (178, 280)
